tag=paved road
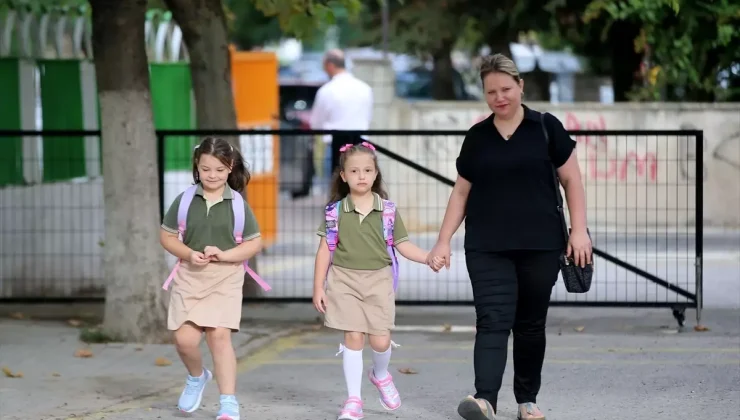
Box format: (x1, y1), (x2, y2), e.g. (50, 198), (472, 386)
(36, 306), (738, 420)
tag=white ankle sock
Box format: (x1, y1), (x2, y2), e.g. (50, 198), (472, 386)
(372, 345), (392, 379)
(342, 347), (363, 398)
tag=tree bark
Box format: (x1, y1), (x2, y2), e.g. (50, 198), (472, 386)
(90, 0), (169, 343)
(164, 0), (238, 132)
(431, 39), (456, 100)
(165, 0), (261, 298)
(608, 21), (643, 102)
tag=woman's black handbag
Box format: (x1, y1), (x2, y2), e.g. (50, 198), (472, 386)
(540, 113), (594, 293)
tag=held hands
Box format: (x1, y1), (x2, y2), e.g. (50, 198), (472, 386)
(203, 246), (224, 262)
(428, 255), (446, 272)
(189, 246), (224, 266)
(567, 228), (593, 267)
(426, 240), (452, 272)
(189, 250), (210, 266)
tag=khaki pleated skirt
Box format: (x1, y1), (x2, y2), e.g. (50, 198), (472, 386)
(167, 261), (245, 332)
(324, 265), (396, 336)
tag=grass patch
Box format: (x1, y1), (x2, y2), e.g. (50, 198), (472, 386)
(79, 326), (122, 344)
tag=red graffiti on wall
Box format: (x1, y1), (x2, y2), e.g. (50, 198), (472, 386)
(565, 113), (658, 182)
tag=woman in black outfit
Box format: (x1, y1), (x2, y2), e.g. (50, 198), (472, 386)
(427, 54), (593, 420)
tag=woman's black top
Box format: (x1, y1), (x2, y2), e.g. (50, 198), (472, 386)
(456, 105), (577, 252)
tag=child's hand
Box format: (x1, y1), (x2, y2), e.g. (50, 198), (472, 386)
(431, 256), (446, 272)
(189, 250), (210, 266)
(203, 246), (223, 261)
(313, 289), (328, 313)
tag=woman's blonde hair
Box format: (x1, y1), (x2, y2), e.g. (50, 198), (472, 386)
(479, 54), (521, 84)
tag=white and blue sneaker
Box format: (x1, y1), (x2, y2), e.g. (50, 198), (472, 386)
(217, 394), (241, 420)
(177, 368), (212, 413)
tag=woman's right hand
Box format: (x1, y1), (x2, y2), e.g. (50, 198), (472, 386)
(189, 250), (210, 266)
(428, 240), (452, 270)
(313, 289), (328, 313)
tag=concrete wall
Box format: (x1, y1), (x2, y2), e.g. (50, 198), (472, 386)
(368, 99), (740, 233)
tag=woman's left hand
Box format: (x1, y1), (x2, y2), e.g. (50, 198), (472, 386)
(567, 229), (592, 268)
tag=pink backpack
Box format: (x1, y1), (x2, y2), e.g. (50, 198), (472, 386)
(325, 199), (400, 291)
(162, 184), (271, 292)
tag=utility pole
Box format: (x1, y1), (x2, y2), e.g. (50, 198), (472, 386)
(381, 0), (388, 58)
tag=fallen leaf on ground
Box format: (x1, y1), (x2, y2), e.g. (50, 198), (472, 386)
(574, 326), (585, 332)
(442, 324), (452, 332)
(67, 319), (82, 327)
(154, 357), (172, 367)
(398, 367), (418, 374)
(694, 325), (710, 332)
(52, 372), (61, 377)
(74, 349), (94, 358)
(2, 367), (23, 378)
(9, 312), (24, 320)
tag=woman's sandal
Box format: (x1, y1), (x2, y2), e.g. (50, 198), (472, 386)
(517, 402), (545, 420)
(457, 395), (495, 420)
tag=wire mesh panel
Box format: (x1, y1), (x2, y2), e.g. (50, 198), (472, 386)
(553, 130), (701, 307)
(158, 129), (702, 308)
(0, 129), (702, 310)
(0, 131), (105, 299)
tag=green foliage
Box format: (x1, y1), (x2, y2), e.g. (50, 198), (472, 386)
(350, 0), (469, 56)
(79, 326), (121, 344)
(224, 0), (283, 50)
(252, 0), (361, 41)
(583, 0), (740, 100)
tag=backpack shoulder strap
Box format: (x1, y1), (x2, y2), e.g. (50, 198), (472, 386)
(177, 184), (198, 237)
(381, 199), (396, 246)
(381, 199), (400, 292)
(325, 200), (341, 251)
(231, 188), (246, 244)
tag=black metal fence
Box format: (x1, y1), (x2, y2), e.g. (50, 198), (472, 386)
(0, 128), (704, 325)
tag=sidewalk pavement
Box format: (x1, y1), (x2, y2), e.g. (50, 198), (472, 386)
(0, 304), (738, 420)
(0, 315), (309, 420)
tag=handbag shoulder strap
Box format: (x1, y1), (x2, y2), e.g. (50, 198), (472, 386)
(539, 112), (570, 242)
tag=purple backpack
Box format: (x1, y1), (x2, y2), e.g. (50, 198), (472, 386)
(325, 199), (400, 291)
(162, 184), (271, 292)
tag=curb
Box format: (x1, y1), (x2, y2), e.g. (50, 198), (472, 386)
(64, 325), (316, 420)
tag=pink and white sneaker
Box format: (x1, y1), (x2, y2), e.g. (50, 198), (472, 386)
(367, 368), (401, 410)
(337, 396), (364, 420)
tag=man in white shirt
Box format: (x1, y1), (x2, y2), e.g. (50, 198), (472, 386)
(309, 49), (374, 185)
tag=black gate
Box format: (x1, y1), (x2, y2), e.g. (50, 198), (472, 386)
(0, 128), (704, 327)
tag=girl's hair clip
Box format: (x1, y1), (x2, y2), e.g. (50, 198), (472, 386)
(194, 144), (200, 150)
(339, 142), (375, 153)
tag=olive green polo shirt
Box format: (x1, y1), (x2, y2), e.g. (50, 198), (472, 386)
(317, 193), (409, 270)
(161, 184), (260, 252)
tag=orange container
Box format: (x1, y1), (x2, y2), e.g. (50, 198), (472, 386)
(230, 47), (279, 247)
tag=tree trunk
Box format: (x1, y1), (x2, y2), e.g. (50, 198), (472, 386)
(163, 0), (238, 132)
(431, 39), (456, 100)
(608, 21), (642, 102)
(487, 39), (512, 59)
(90, 0), (169, 343)
(165, 0), (261, 298)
